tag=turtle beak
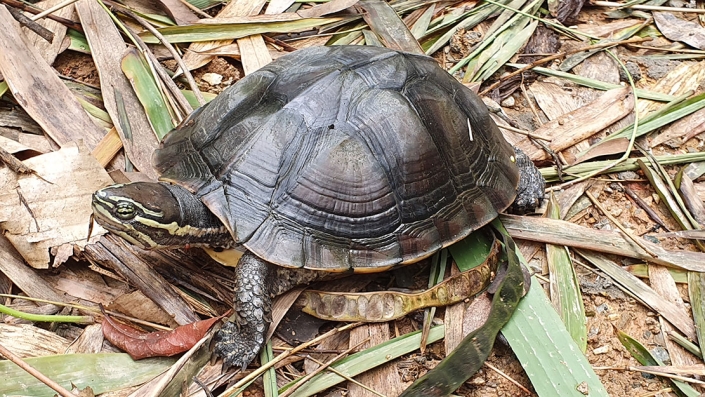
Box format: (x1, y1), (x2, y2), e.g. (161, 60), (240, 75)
(91, 188), (160, 249)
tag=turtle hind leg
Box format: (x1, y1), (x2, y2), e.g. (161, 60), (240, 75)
(214, 251), (327, 369)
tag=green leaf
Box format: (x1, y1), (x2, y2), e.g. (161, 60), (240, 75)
(603, 92), (705, 143)
(687, 271), (705, 359)
(511, 64), (676, 102)
(449, 228), (495, 272)
(0, 81), (8, 98)
(473, 20), (538, 82)
(0, 353), (175, 396)
(503, 279), (609, 396)
(539, 152), (705, 183)
(181, 89), (216, 108)
(186, 0), (223, 9)
(545, 194), (587, 352)
(67, 29), (90, 54)
(261, 341), (279, 397)
(121, 48), (175, 140)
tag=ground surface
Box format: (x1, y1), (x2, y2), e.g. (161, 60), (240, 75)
(5, 3), (705, 397)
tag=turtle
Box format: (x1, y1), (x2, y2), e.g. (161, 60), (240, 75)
(91, 45), (544, 373)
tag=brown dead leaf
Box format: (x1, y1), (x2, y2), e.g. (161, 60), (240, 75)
(575, 19), (643, 38)
(545, 87), (633, 153)
(180, 0), (268, 73)
(66, 323), (106, 354)
(0, 234), (64, 304)
(297, 0), (359, 18)
(267, 0), (298, 14)
(651, 107), (705, 148)
(654, 12), (705, 50)
(108, 290), (180, 328)
(549, 0), (586, 23)
(678, 172), (705, 226)
(572, 137), (630, 165)
(155, 0), (200, 25)
(102, 309), (224, 360)
(0, 6), (105, 150)
(71, 384), (95, 397)
(358, 0), (424, 55)
(75, 0), (160, 179)
(637, 62), (705, 116)
(501, 214), (705, 272)
(349, 323), (406, 396)
(22, 0), (74, 65)
(514, 86), (633, 161)
(649, 265), (701, 369)
(0, 142), (112, 268)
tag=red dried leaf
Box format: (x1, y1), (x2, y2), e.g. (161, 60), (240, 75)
(102, 311), (224, 360)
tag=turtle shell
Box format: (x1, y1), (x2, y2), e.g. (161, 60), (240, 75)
(154, 45), (519, 272)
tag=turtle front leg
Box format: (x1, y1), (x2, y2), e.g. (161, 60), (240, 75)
(214, 251), (327, 369)
(511, 147), (545, 213)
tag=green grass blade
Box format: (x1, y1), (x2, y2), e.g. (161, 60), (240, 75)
(421, 3), (499, 55)
(186, 0), (223, 9)
(139, 17), (348, 43)
(261, 341), (279, 397)
(540, 152), (705, 182)
(0, 353), (175, 396)
(617, 330), (700, 396)
(510, 64), (677, 102)
(473, 20), (538, 82)
(409, 5), (435, 38)
(181, 89), (216, 108)
(600, 92), (705, 144)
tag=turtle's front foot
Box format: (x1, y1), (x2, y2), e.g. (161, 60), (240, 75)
(213, 251), (330, 369)
(214, 319), (265, 369)
(214, 252), (274, 369)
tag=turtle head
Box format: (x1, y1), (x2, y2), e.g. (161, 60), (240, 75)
(91, 182), (233, 249)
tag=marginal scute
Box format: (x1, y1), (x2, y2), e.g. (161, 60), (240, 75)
(154, 46), (521, 270)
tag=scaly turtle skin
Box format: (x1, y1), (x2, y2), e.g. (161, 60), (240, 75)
(92, 45), (544, 371)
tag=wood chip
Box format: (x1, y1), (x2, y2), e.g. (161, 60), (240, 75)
(0, 323), (71, 358)
(65, 323), (105, 354)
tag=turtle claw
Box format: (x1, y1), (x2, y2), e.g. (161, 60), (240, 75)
(214, 321), (262, 370)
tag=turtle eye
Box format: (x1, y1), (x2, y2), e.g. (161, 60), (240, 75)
(115, 201), (137, 220)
